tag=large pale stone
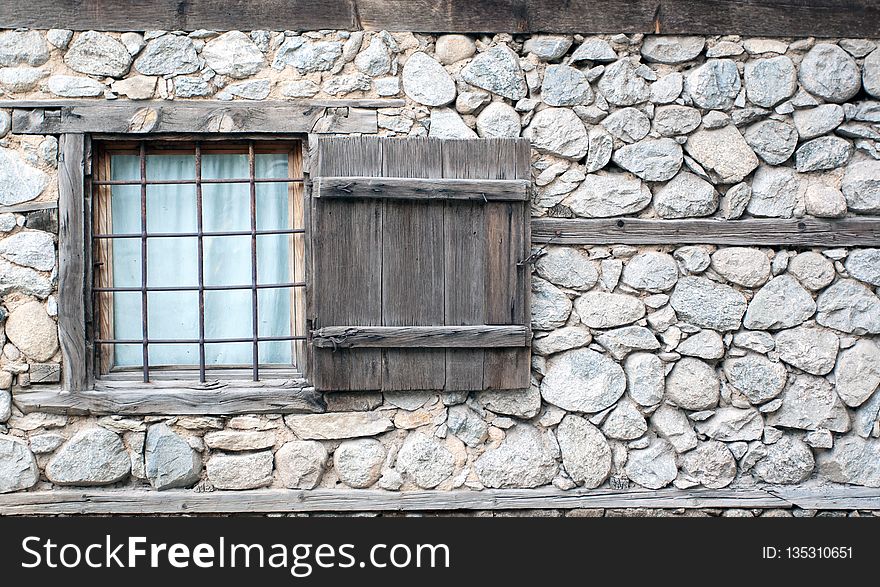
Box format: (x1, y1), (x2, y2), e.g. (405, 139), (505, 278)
(685, 59), (741, 110)
(0, 30), (49, 67)
(531, 277), (572, 330)
(0, 148), (49, 206)
(744, 120), (798, 165)
(817, 436), (880, 487)
(788, 252), (835, 291)
(207, 452), (273, 490)
(625, 352), (665, 406)
(653, 105), (702, 136)
(435, 34), (476, 65)
(650, 72), (684, 104)
(0, 435), (39, 493)
(694, 407), (764, 441)
(523, 35), (573, 61)
(834, 340), (880, 408)
(477, 386), (541, 419)
(775, 326), (839, 376)
(744, 275), (816, 330)
(460, 44), (527, 100)
(601, 107), (649, 143)
(641, 36), (705, 64)
(625, 439), (677, 489)
(354, 36), (391, 77)
(666, 357), (720, 410)
(865, 48), (880, 98)
(767, 375), (850, 432)
(621, 252), (678, 292)
(446, 405), (488, 447)
(533, 326), (592, 356)
(202, 31), (264, 79)
(204, 430), (275, 451)
(46, 427), (130, 486)
(805, 184), (847, 218)
(710, 247), (770, 287)
(541, 348), (626, 413)
(595, 326), (660, 360)
(795, 136), (852, 172)
(585, 127), (614, 173)
(428, 108), (477, 139)
(601, 399), (647, 440)
(402, 52), (456, 106)
(844, 249), (880, 286)
(524, 107), (588, 159)
(815, 279), (880, 335)
(0, 66), (48, 92)
(747, 165), (801, 218)
(275, 441), (328, 489)
(574, 292), (645, 329)
(134, 35), (200, 76)
(144, 424), (201, 490)
(670, 276), (747, 331)
(793, 103), (845, 141)
(0, 259), (52, 299)
(111, 75), (157, 100)
(333, 439), (385, 488)
(475, 424), (558, 488)
(64, 31), (132, 77)
(684, 125), (759, 184)
(535, 247), (598, 290)
(6, 301), (58, 362)
(284, 412), (393, 440)
(653, 171), (719, 218)
(799, 43), (861, 103)
(753, 435), (815, 484)
(557, 415), (612, 487)
(677, 329), (724, 360)
(613, 138), (683, 182)
(475, 101), (521, 138)
(842, 160), (880, 214)
(0, 230), (55, 271)
(597, 59), (650, 106)
(571, 37), (617, 63)
(565, 172), (651, 217)
(396, 433), (455, 488)
(744, 56), (797, 107)
(682, 441), (737, 488)
(651, 404), (698, 453)
(541, 64), (593, 106)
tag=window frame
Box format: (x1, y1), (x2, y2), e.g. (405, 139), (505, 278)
(89, 138), (308, 383)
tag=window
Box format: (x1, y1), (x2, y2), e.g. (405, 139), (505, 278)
(91, 140), (306, 383)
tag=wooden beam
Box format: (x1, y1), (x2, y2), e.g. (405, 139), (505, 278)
(57, 134), (89, 392)
(311, 325), (529, 348)
(10, 102), (379, 135)
(0, 487), (802, 516)
(12, 384), (326, 416)
(531, 218), (880, 247)
(0, 201), (58, 214)
(0, 99), (405, 109)
(314, 177), (530, 201)
(0, 0), (875, 36)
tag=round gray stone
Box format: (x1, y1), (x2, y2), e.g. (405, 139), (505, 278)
(767, 374), (851, 432)
(799, 43), (861, 103)
(666, 357), (720, 410)
(535, 247), (599, 290)
(795, 136), (853, 172)
(396, 433), (455, 489)
(475, 101), (521, 138)
(541, 64), (594, 106)
(624, 352), (666, 406)
(744, 275), (817, 330)
(844, 248), (880, 286)
(612, 138), (683, 182)
(775, 326), (839, 376)
(685, 59), (741, 110)
(575, 292), (646, 329)
(747, 165), (800, 218)
(653, 171), (719, 218)
(792, 104), (845, 140)
(202, 31), (264, 79)
(460, 44), (527, 100)
(652, 105), (702, 137)
(133, 35), (199, 76)
(531, 277), (572, 330)
(864, 48), (880, 98)
(788, 251), (836, 290)
(144, 423), (201, 490)
(625, 439), (677, 489)
(816, 279), (880, 335)
(334, 439), (386, 488)
(669, 276), (748, 331)
(275, 440), (328, 489)
(566, 172), (651, 218)
(723, 353), (787, 404)
(710, 247), (771, 287)
(0, 435), (39, 494)
(541, 348), (626, 413)
(681, 441), (737, 488)
(597, 59), (651, 106)
(641, 36), (705, 64)
(557, 415), (612, 487)
(834, 340), (880, 408)
(842, 160), (880, 214)
(601, 107), (649, 143)
(46, 427), (131, 486)
(753, 435), (815, 484)
(475, 424), (558, 488)
(744, 56), (797, 107)
(744, 120), (798, 165)
(621, 251), (679, 292)
(402, 52), (456, 106)
(64, 31), (132, 77)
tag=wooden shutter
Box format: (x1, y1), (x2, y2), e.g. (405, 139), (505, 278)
(309, 137), (532, 391)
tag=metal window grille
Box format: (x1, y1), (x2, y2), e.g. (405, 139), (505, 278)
(91, 140), (307, 383)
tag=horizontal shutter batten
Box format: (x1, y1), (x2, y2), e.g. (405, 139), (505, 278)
(313, 176), (530, 201)
(311, 325), (529, 349)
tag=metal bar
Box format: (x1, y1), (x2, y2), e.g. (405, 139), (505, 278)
(91, 177), (304, 186)
(96, 336), (307, 344)
(93, 228), (305, 239)
(139, 141), (149, 382)
(249, 142), (259, 381)
(93, 282), (306, 293)
(195, 143), (206, 383)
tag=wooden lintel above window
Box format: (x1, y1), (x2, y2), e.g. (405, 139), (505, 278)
(1, 0), (877, 37)
(1, 99), (404, 135)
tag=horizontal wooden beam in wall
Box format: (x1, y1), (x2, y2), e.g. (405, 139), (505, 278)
(312, 325), (529, 348)
(9, 102), (380, 135)
(2, 486), (878, 515)
(13, 385), (326, 416)
(0, 200), (58, 214)
(314, 177), (531, 201)
(531, 218), (880, 247)
(1, 0), (877, 36)
(0, 99), (406, 109)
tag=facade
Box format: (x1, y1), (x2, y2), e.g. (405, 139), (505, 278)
(1, 8), (880, 516)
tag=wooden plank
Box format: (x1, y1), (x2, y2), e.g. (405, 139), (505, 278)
(531, 218), (880, 247)
(92, 148), (115, 374)
(57, 134), (88, 392)
(0, 487), (810, 516)
(312, 326), (528, 348)
(0, 99), (405, 109)
(768, 486), (880, 510)
(11, 103), (378, 135)
(12, 384), (325, 416)
(381, 140), (446, 391)
(0, 0), (355, 32)
(311, 137), (384, 391)
(0, 201), (58, 214)
(483, 139), (530, 390)
(314, 177), (530, 201)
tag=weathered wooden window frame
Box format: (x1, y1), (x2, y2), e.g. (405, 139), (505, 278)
(6, 99), (399, 416)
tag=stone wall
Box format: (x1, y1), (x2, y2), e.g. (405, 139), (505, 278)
(1, 29), (880, 504)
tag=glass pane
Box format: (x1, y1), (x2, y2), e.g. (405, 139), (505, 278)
(203, 154), (250, 232)
(147, 290), (199, 366)
(146, 154), (196, 234)
(204, 289), (253, 340)
(147, 237), (198, 287)
(256, 234), (290, 285)
(112, 291), (143, 367)
(258, 286), (292, 365)
(204, 235), (251, 286)
(204, 342), (251, 367)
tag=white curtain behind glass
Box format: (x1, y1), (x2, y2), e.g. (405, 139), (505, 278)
(110, 152), (292, 368)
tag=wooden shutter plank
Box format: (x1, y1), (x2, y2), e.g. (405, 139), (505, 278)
(483, 139), (531, 390)
(381, 140), (446, 391)
(313, 177), (530, 201)
(312, 325), (527, 348)
(311, 137), (384, 390)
